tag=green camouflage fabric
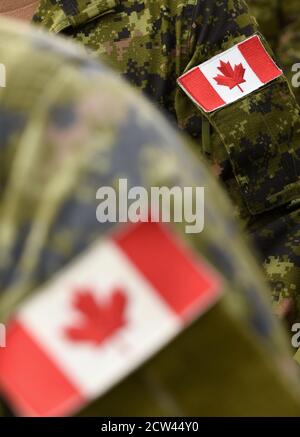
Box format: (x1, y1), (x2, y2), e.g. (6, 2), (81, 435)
(1, 17), (300, 416)
(249, 0), (300, 103)
(31, 0), (300, 324)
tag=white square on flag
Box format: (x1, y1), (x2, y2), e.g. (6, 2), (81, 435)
(178, 35), (282, 112)
(0, 222), (221, 417)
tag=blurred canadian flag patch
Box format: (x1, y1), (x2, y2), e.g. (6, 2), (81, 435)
(178, 35), (282, 112)
(0, 222), (221, 417)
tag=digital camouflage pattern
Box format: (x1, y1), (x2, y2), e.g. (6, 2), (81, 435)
(249, 0), (300, 103)
(31, 1), (300, 324)
(1, 17), (300, 416)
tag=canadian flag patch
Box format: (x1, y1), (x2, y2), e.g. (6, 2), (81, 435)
(178, 35), (282, 112)
(0, 222), (221, 417)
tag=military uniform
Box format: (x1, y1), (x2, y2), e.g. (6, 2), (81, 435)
(249, 0), (300, 103)
(1, 18), (300, 416)
(30, 1), (300, 323)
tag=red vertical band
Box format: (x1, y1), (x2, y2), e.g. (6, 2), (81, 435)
(238, 36), (282, 84)
(0, 321), (84, 417)
(114, 222), (220, 320)
(178, 67), (225, 112)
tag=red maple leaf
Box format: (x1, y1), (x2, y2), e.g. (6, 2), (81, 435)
(213, 60), (246, 92)
(64, 288), (128, 346)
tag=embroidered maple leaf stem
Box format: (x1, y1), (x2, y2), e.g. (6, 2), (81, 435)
(213, 60), (246, 92)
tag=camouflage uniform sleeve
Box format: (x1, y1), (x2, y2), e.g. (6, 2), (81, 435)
(32, 1), (300, 317)
(175, 0), (300, 321)
(1, 18), (300, 416)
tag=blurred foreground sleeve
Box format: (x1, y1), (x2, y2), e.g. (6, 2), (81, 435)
(0, 18), (300, 416)
(175, 0), (300, 322)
